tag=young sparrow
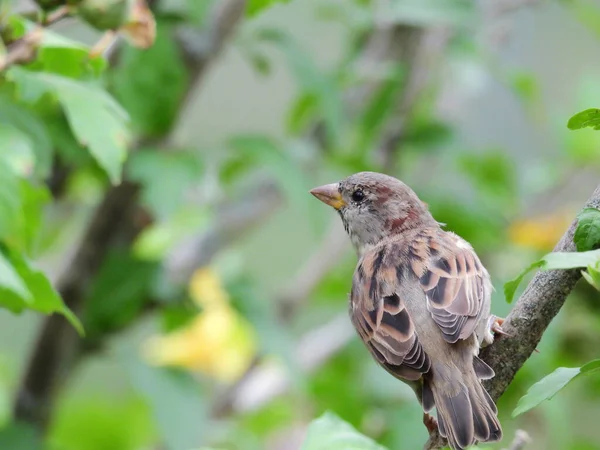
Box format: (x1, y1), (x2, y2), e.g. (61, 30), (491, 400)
(310, 172), (503, 450)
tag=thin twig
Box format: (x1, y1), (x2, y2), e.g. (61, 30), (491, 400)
(502, 429), (531, 450)
(0, 6), (71, 72)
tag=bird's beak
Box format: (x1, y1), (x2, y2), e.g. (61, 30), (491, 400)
(310, 183), (346, 210)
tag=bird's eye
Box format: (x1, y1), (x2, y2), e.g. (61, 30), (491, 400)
(351, 189), (365, 203)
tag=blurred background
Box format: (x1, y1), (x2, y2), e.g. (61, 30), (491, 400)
(2, 0), (600, 449)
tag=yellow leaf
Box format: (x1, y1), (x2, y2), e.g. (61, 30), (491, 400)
(144, 267), (257, 383)
(189, 267), (229, 308)
(508, 209), (574, 252)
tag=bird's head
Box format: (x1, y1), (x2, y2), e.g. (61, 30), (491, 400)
(310, 172), (435, 255)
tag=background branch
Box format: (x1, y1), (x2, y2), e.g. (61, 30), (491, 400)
(13, 0), (248, 429)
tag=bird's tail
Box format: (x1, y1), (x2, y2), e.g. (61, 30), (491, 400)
(426, 356), (502, 450)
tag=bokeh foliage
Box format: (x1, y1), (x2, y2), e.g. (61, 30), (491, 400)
(0, 0), (600, 449)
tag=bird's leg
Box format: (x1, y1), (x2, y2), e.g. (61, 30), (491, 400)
(423, 413), (438, 434)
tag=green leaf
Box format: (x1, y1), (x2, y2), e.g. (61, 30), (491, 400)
(351, 64), (405, 157)
(512, 360), (600, 417)
(575, 208), (600, 251)
(49, 394), (154, 450)
(133, 208), (212, 261)
(504, 249), (600, 303)
(384, 0), (475, 27)
(301, 411), (388, 450)
(567, 108), (600, 131)
(0, 248), (83, 334)
(85, 250), (158, 340)
(258, 30), (343, 147)
(0, 422), (42, 450)
(0, 123), (35, 177)
(0, 98), (53, 177)
(12, 16), (105, 77)
(110, 20), (188, 137)
(127, 149), (203, 220)
(246, 0), (291, 17)
(0, 162), (21, 243)
(7, 68), (130, 183)
(11, 181), (51, 256)
(0, 252), (31, 300)
(457, 150), (516, 212)
(582, 260), (600, 290)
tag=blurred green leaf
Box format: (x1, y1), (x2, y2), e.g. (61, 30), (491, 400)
(564, 0), (600, 39)
(11, 181), (51, 255)
(0, 247), (83, 334)
(49, 395), (155, 450)
(127, 149), (203, 220)
(246, 0), (291, 17)
(575, 208), (600, 251)
(581, 262), (600, 291)
(0, 162), (22, 243)
(85, 250), (158, 339)
(0, 252), (31, 300)
(351, 65), (404, 157)
(384, 0), (475, 27)
(512, 360), (600, 417)
(567, 108), (600, 131)
(301, 411), (388, 450)
(287, 93), (318, 135)
(504, 249), (600, 303)
(258, 30), (343, 147)
(508, 71), (540, 107)
(133, 208), (212, 261)
(0, 99), (53, 177)
(126, 358), (208, 450)
(0, 422), (42, 450)
(111, 20), (188, 137)
(428, 197), (504, 251)
(7, 67), (130, 183)
(0, 123), (34, 177)
(160, 303), (199, 333)
(15, 15), (105, 74)
(457, 150), (516, 212)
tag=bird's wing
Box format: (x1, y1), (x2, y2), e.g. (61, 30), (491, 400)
(406, 228), (491, 343)
(350, 245), (431, 383)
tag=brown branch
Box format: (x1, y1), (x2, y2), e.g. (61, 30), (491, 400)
(13, 0), (248, 430)
(0, 7), (71, 72)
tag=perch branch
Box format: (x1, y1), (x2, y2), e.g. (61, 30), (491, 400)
(424, 184), (600, 449)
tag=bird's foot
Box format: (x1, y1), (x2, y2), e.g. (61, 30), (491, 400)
(489, 315), (511, 338)
(423, 413), (438, 434)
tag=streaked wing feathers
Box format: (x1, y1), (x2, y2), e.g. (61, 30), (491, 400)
(409, 229), (488, 343)
(351, 249), (430, 382)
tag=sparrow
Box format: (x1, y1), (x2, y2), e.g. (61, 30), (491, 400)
(310, 171), (504, 450)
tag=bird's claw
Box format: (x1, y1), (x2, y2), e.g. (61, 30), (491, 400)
(489, 315), (512, 338)
(423, 413), (438, 434)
